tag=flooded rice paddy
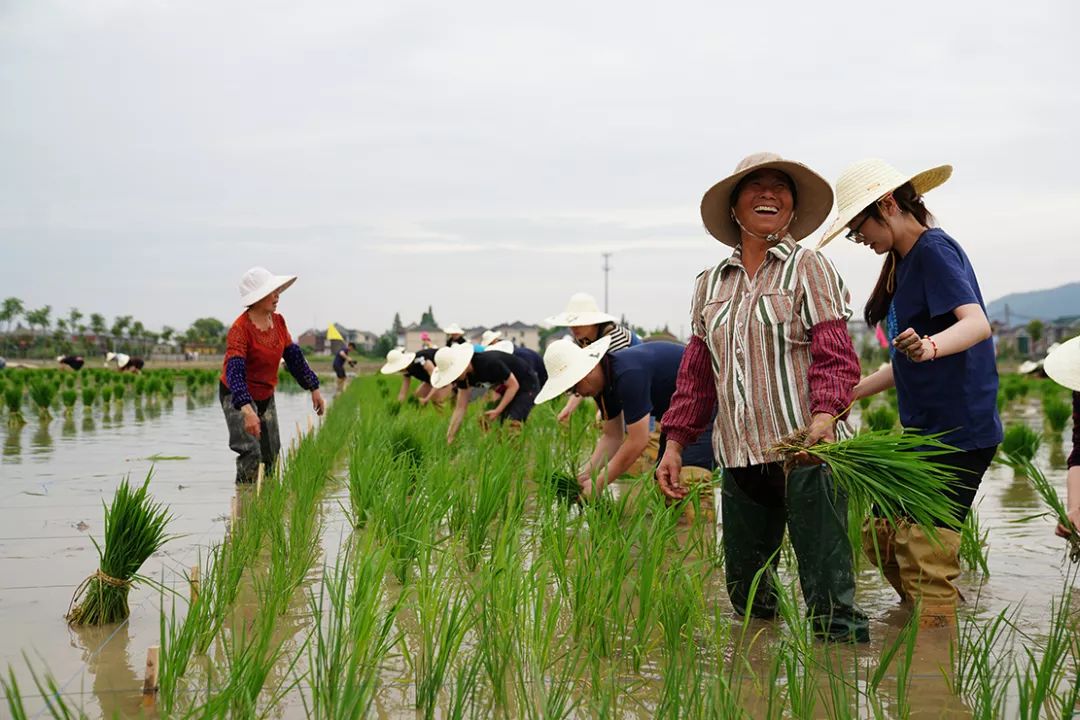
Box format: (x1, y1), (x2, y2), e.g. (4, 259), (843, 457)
(0, 375), (1077, 718)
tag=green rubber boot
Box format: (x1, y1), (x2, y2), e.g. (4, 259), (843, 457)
(720, 470), (787, 619)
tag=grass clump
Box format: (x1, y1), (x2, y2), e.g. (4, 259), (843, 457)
(861, 404), (898, 432)
(1043, 396), (1071, 435)
(4, 384), (25, 426)
(67, 472), (172, 625)
(1000, 423), (1040, 463)
(28, 380), (57, 420)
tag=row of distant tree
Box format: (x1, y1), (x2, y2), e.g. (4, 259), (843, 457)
(0, 297), (228, 359)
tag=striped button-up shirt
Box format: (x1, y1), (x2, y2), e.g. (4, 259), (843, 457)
(691, 236), (853, 467)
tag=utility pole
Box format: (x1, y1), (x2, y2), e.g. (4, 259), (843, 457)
(602, 253), (612, 313)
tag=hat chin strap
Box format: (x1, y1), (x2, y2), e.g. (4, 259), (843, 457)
(733, 210), (796, 243)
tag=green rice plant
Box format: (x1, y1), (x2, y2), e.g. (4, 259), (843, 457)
(771, 429), (965, 534)
(80, 384), (97, 410)
(146, 376), (163, 402)
(1014, 585), (1078, 720)
(628, 496), (682, 671)
(2, 654), (90, 719)
(474, 516), (527, 709)
(412, 550), (476, 719)
(28, 380), (57, 420)
(111, 382), (125, 403)
(857, 395), (872, 411)
(450, 448), (515, 570)
(60, 388), (77, 416)
(99, 384), (113, 404)
(133, 376), (146, 397)
(861, 403), (898, 432)
(67, 472), (172, 625)
(388, 423), (424, 470)
(959, 507), (991, 576)
(1000, 423), (1041, 464)
(1000, 450), (1080, 562)
(1043, 395), (1072, 435)
(4, 383), (25, 426)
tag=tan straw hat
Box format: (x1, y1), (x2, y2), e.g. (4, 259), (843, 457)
(545, 292), (618, 327)
(534, 335), (612, 404)
(701, 152), (834, 248)
(1044, 336), (1080, 392)
(379, 347), (416, 375)
(430, 343), (475, 389)
(818, 158), (953, 247)
(238, 266), (297, 307)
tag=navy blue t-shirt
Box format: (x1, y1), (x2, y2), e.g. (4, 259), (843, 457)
(513, 346), (547, 387)
(405, 348), (437, 383)
(887, 228), (1002, 450)
(597, 341), (684, 424)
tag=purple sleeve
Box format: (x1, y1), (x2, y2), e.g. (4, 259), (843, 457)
(282, 343), (320, 391)
(225, 357), (254, 409)
(1069, 391), (1080, 469)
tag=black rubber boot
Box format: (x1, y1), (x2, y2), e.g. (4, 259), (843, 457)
(786, 464), (870, 643)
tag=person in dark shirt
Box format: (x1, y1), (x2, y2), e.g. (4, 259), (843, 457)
(57, 355), (85, 371)
(1043, 338), (1080, 542)
(109, 353), (145, 373)
(534, 337), (715, 509)
(333, 342), (357, 392)
(430, 343), (538, 444)
(443, 323), (467, 346)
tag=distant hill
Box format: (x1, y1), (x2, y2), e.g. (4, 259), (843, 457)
(986, 282), (1080, 324)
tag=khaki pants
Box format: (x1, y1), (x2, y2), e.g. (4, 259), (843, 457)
(863, 518), (963, 628)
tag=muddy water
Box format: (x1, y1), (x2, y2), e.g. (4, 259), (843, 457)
(0, 394), (1074, 718)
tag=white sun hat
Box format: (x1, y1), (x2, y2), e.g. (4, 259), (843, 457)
(105, 352), (117, 363)
(486, 340), (514, 354)
(818, 159), (953, 248)
(56, 355), (65, 362)
(379, 347), (416, 375)
(238, 266), (297, 307)
(701, 152), (834, 248)
(1044, 336), (1080, 392)
(545, 292), (618, 327)
(1018, 360), (1042, 375)
(115, 353), (131, 369)
(443, 323), (465, 336)
(430, 343), (475, 389)
(535, 335), (612, 404)
(480, 329), (503, 346)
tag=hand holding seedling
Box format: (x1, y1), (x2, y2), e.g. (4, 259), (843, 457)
(484, 408), (501, 421)
(242, 405), (261, 438)
(791, 412), (835, 465)
(656, 443), (685, 499)
(1055, 508), (1080, 540)
(893, 327), (934, 362)
(311, 389), (326, 415)
(577, 472), (598, 500)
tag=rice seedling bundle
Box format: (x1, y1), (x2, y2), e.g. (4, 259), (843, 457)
(80, 385), (97, 408)
(1001, 423), (1040, 463)
(67, 473), (171, 625)
(111, 382), (125, 403)
(146, 376), (163, 399)
(4, 383), (24, 417)
(60, 389), (77, 415)
(861, 404), (898, 432)
(959, 508), (991, 575)
(28, 380), (57, 420)
(998, 451), (1080, 563)
(99, 384), (113, 404)
(1043, 396), (1071, 435)
(771, 429), (964, 532)
(161, 375), (175, 397)
(133, 377), (145, 396)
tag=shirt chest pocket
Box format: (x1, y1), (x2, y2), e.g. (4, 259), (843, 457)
(701, 286), (737, 332)
(754, 291), (794, 327)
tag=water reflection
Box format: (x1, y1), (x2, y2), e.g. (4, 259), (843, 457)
(61, 416), (77, 438)
(999, 473), (1040, 510)
(82, 415), (97, 434)
(134, 406), (145, 424)
(1049, 438), (1066, 469)
(31, 421), (53, 454)
(3, 425), (23, 457)
(112, 408), (124, 426)
(70, 623), (144, 719)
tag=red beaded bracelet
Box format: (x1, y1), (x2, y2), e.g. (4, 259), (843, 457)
(923, 335), (938, 361)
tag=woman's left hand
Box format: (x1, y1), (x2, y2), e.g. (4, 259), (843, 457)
(894, 328), (933, 362)
(484, 408), (502, 421)
(311, 389), (326, 415)
(791, 412), (835, 465)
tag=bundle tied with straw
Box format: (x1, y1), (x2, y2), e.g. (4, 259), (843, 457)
(998, 450), (1080, 563)
(770, 428), (964, 537)
(67, 472), (172, 625)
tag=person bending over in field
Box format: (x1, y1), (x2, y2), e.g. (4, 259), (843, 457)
(380, 346), (447, 405)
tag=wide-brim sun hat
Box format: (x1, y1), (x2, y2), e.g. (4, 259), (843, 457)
(239, 266), (297, 307)
(443, 323), (464, 336)
(115, 353), (131, 368)
(430, 343), (475, 389)
(535, 335), (613, 404)
(106, 352), (116, 363)
(1018, 360), (1042, 375)
(486, 340), (514, 354)
(545, 292), (618, 327)
(818, 158), (953, 248)
(701, 152), (834, 248)
(1044, 336), (1080, 392)
(56, 356), (65, 362)
(481, 329), (503, 346)
(380, 347), (416, 375)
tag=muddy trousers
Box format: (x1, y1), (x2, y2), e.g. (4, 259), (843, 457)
(721, 463), (869, 642)
(220, 388), (281, 484)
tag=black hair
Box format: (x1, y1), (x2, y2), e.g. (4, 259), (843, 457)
(863, 182), (936, 326)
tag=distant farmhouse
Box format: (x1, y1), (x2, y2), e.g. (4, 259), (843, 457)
(297, 324), (379, 354)
(400, 319), (542, 351)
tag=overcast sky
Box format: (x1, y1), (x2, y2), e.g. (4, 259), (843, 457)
(1, 0), (1076, 338)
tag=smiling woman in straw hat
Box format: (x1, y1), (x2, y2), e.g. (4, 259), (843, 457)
(1043, 337), (1080, 542)
(657, 152), (868, 643)
(545, 292), (642, 424)
(820, 158), (1002, 628)
(219, 266), (324, 484)
(429, 341), (539, 444)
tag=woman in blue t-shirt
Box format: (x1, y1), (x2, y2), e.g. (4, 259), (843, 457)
(819, 158), (1003, 629)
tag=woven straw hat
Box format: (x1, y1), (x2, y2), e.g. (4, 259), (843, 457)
(486, 340), (514, 354)
(379, 347), (416, 375)
(535, 336), (612, 404)
(430, 343), (475, 389)
(238, 266), (297, 307)
(701, 152), (834, 247)
(818, 159), (953, 247)
(1044, 336), (1080, 392)
(545, 292), (618, 327)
